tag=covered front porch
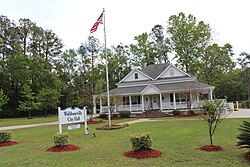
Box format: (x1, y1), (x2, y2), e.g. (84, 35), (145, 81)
(93, 90), (213, 114)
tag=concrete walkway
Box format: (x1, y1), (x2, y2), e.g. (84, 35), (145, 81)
(227, 108), (250, 118)
(1, 109), (250, 130)
(0, 121), (58, 130)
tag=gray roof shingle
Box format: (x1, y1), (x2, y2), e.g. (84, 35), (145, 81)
(141, 63), (170, 79)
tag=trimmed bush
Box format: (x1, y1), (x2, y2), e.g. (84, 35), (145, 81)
(187, 110), (195, 115)
(130, 133), (152, 150)
(99, 113), (108, 118)
(172, 109), (181, 116)
(0, 131), (11, 143)
(119, 111), (131, 118)
(53, 132), (69, 146)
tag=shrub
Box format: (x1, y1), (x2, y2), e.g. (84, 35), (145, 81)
(99, 113), (108, 118)
(130, 133), (152, 150)
(119, 111), (131, 118)
(237, 121), (250, 149)
(112, 113), (118, 118)
(0, 131), (11, 143)
(187, 110), (195, 115)
(53, 132), (69, 146)
(172, 109), (181, 116)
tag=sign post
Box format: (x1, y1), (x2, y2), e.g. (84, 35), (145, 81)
(58, 107), (88, 134)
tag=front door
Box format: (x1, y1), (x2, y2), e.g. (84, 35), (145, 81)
(152, 95), (159, 109)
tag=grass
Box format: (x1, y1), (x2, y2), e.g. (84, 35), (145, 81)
(0, 116), (58, 127)
(0, 117), (249, 166)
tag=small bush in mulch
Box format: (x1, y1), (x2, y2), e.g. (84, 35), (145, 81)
(244, 151), (250, 162)
(199, 145), (223, 151)
(96, 123), (129, 130)
(47, 144), (80, 152)
(124, 148), (161, 159)
(0, 141), (19, 147)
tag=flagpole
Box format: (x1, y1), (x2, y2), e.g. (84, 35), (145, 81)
(103, 8), (111, 127)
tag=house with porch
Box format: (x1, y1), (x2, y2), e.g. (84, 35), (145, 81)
(93, 63), (215, 114)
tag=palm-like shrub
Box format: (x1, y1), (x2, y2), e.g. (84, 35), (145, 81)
(237, 121), (250, 149)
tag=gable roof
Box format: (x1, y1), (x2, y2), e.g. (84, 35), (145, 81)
(119, 69), (153, 83)
(155, 64), (190, 80)
(141, 63), (170, 79)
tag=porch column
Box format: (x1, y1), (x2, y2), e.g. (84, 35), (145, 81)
(114, 97), (117, 113)
(190, 91), (193, 109)
(100, 97), (103, 113)
(93, 96), (96, 114)
(159, 93), (163, 111)
(129, 96), (132, 112)
(141, 94), (144, 112)
(173, 92), (176, 109)
(209, 88), (213, 100)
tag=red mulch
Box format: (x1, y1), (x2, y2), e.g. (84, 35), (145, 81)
(199, 145), (223, 151)
(103, 124), (121, 127)
(245, 152), (250, 162)
(124, 148), (161, 159)
(47, 144), (80, 152)
(0, 141), (19, 147)
(101, 117), (124, 120)
(176, 114), (199, 117)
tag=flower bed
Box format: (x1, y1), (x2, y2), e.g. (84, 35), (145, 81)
(101, 117), (124, 120)
(199, 145), (223, 151)
(47, 144), (80, 152)
(124, 148), (161, 159)
(96, 123), (129, 130)
(176, 114), (200, 117)
(0, 141), (19, 147)
(245, 151), (250, 162)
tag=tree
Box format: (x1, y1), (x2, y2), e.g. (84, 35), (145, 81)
(18, 84), (39, 118)
(130, 32), (155, 68)
(238, 52), (250, 100)
(0, 89), (8, 112)
(198, 43), (235, 84)
(37, 88), (61, 116)
(167, 12), (212, 75)
(200, 100), (232, 145)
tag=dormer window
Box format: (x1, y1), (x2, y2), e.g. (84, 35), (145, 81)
(134, 73), (138, 79)
(170, 69), (174, 76)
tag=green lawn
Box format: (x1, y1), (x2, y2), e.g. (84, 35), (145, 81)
(0, 116), (58, 127)
(0, 117), (250, 167)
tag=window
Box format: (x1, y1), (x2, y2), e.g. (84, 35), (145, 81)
(134, 73), (138, 79)
(170, 69), (174, 76)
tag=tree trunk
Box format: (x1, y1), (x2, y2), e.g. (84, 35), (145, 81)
(248, 67), (250, 100)
(28, 110), (31, 119)
(209, 124), (213, 145)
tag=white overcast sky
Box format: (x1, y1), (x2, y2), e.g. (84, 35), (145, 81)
(1, 0), (250, 58)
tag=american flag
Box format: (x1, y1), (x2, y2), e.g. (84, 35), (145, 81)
(90, 12), (103, 33)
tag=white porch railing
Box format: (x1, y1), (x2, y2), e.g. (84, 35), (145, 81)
(100, 99), (232, 113)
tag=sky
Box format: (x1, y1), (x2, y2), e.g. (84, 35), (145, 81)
(1, 0), (250, 60)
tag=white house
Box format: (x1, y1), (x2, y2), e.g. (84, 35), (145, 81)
(93, 63), (215, 114)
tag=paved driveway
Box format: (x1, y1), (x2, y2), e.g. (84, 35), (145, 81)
(227, 109), (250, 118)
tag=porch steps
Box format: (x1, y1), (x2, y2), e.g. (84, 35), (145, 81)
(136, 110), (168, 118)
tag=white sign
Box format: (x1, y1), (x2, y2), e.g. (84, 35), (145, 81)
(58, 107), (88, 135)
(68, 124), (81, 130)
(59, 107), (84, 124)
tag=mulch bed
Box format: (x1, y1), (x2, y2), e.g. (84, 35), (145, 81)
(101, 117), (124, 120)
(124, 148), (161, 159)
(103, 124), (122, 127)
(199, 145), (223, 151)
(47, 144), (80, 152)
(176, 114), (199, 117)
(245, 151), (250, 162)
(0, 141), (19, 147)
